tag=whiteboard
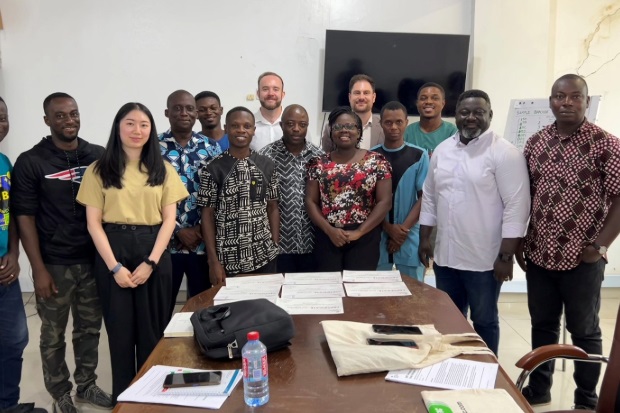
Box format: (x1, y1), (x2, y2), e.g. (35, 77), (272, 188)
(503, 96), (601, 150)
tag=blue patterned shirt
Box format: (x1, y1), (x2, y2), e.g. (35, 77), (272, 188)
(159, 130), (222, 254)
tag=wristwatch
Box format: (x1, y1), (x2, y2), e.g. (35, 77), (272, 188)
(497, 253), (514, 263)
(592, 243), (608, 255)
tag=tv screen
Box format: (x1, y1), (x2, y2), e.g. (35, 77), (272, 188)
(322, 30), (470, 116)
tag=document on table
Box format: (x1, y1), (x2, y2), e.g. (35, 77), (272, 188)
(385, 358), (499, 390)
(117, 365), (242, 409)
(284, 272), (342, 285)
(163, 312), (194, 338)
(224, 273), (284, 287)
(281, 283), (345, 299)
(342, 270), (402, 283)
(213, 284), (282, 303)
(276, 297), (344, 314)
(344, 282), (411, 297)
(213, 296), (278, 306)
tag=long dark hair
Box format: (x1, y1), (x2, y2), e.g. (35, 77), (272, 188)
(94, 102), (166, 189)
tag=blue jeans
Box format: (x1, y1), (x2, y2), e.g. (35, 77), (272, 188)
(0, 281), (29, 409)
(433, 263), (502, 355)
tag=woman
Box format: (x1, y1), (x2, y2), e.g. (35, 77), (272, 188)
(306, 106), (392, 271)
(77, 102), (188, 402)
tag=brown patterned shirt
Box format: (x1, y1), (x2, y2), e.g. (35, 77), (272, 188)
(523, 120), (620, 270)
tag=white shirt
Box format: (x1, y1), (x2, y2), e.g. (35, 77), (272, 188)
(359, 115), (373, 150)
(419, 130), (530, 271)
(251, 109), (283, 151)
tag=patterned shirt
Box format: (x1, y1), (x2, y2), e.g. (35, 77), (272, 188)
(197, 151), (279, 274)
(259, 139), (324, 255)
(159, 130), (221, 254)
(523, 121), (620, 271)
(307, 151), (392, 226)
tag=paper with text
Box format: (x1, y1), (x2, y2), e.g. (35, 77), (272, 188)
(163, 312), (194, 338)
(117, 365), (242, 409)
(281, 283), (345, 299)
(224, 273), (284, 287)
(276, 297), (344, 314)
(342, 270), (402, 283)
(386, 358), (498, 390)
(344, 282), (411, 297)
(284, 272), (342, 285)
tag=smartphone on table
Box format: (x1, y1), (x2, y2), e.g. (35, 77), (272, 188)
(163, 371), (222, 388)
(372, 324), (422, 335)
(367, 338), (418, 348)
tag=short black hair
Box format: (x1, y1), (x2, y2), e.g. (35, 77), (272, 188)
(225, 106), (254, 124)
(257, 72), (284, 89)
(195, 91), (221, 105)
(0, 96), (5, 104)
(380, 101), (407, 118)
(456, 89), (491, 108)
(349, 74), (375, 92)
(166, 90), (194, 108)
(43, 92), (74, 115)
(553, 74), (589, 96)
(417, 82), (446, 99)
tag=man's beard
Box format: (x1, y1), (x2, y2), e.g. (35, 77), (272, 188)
(460, 128), (482, 140)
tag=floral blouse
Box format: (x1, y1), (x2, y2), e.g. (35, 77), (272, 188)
(307, 151), (392, 225)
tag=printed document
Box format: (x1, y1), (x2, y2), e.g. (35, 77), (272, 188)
(284, 272), (342, 285)
(281, 283), (345, 299)
(276, 297), (344, 314)
(342, 270), (402, 283)
(344, 282), (411, 297)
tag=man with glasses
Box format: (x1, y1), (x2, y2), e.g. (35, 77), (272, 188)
(321, 74), (384, 151)
(418, 89), (530, 356)
(159, 90), (221, 314)
(196, 91), (229, 151)
(259, 105), (323, 272)
(517, 74), (620, 410)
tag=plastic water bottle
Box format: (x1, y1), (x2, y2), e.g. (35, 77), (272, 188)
(242, 331), (269, 406)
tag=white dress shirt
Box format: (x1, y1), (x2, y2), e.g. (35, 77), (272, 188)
(251, 109), (283, 151)
(359, 116), (373, 150)
(419, 130), (530, 271)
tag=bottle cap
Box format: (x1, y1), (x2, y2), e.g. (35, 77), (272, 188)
(247, 331), (259, 340)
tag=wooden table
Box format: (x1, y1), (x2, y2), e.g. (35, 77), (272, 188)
(115, 277), (533, 412)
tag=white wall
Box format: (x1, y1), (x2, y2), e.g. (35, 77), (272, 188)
(0, 0), (472, 290)
(2, 0), (619, 290)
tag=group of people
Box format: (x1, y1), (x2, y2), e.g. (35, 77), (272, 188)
(0, 71), (617, 413)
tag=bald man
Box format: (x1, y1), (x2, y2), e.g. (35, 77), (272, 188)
(259, 105), (324, 272)
(159, 90), (221, 314)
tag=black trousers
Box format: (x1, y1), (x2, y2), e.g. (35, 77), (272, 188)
(170, 252), (210, 316)
(94, 224), (172, 403)
(525, 259), (604, 408)
(313, 224), (381, 272)
(277, 253), (316, 273)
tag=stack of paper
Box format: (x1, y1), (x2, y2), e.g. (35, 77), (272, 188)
(163, 312), (194, 338)
(224, 273), (284, 287)
(117, 365), (242, 409)
(213, 283), (282, 305)
(275, 272), (345, 314)
(342, 270), (411, 297)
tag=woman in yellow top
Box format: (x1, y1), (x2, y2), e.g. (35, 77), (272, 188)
(77, 102), (188, 403)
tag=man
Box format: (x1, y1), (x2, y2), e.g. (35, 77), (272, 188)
(372, 101), (428, 281)
(198, 107), (279, 285)
(159, 90), (221, 314)
(418, 89), (530, 356)
(251, 72), (286, 151)
(404, 82), (457, 156)
(0, 97), (46, 413)
(517, 74), (620, 410)
(195, 91), (229, 151)
(11, 93), (112, 413)
(259, 104), (323, 272)
(321, 74), (384, 151)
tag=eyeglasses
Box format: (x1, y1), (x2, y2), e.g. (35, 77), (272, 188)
(332, 123), (358, 132)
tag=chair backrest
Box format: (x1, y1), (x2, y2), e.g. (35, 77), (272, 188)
(597, 304), (620, 413)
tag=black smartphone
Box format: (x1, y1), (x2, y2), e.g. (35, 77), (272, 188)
(372, 324), (422, 335)
(163, 371), (222, 388)
(367, 338), (418, 348)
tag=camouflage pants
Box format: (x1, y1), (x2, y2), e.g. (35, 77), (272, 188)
(36, 263), (102, 399)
